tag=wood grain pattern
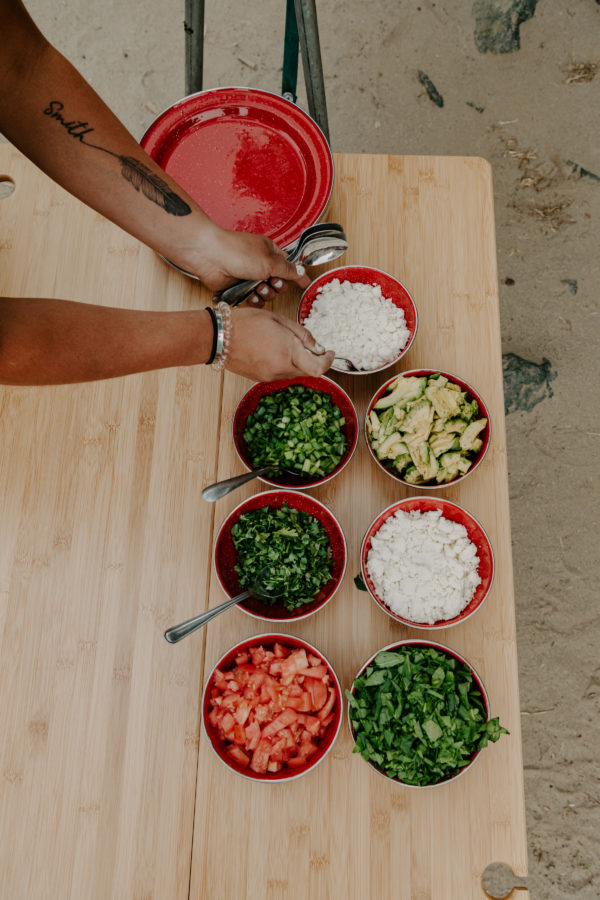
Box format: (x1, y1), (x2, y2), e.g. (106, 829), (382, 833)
(0, 147), (528, 899)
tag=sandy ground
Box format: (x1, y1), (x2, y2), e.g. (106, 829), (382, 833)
(9, 1), (600, 897)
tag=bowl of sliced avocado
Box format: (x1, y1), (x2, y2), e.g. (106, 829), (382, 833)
(365, 369), (491, 488)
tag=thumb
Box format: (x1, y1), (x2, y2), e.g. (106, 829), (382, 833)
(269, 254), (311, 289)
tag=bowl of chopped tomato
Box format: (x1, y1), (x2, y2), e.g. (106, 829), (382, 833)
(214, 490), (347, 622)
(203, 633), (343, 780)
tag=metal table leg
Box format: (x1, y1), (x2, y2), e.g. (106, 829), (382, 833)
(293, 0), (330, 143)
(185, 0), (205, 95)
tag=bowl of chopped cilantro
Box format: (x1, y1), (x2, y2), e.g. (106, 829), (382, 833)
(365, 369), (491, 488)
(347, 640), (509, 787)
(214, 490), (347, 621)
(233, 377), (358, 489)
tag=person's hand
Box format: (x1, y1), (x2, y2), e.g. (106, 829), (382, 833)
(176, 226), (310, 305)
(225, 308), (335, 381)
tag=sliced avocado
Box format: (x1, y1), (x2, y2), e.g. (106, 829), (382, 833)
(409, 441), (439, 481)
(427, 373), (448, 388)
(373, 376), (427, 410)
(457, 455), (473, 474)
(443, 417), (468, 435)
(446, 382), (461, 392)
(426, 385), (462, 419)
(470, 437), (483, 453)
(429, 431), (457, 457)
(432, 418), (446, 433)
(460, 399), (479, 422)
(439, 451), (462, 477)
(460, 418), (487, 451)
(393, 452), (412, 472)
(403, 465), (424, 484)
(377, 433), (405, 459)
(403, 399), (434, 433)
(368, 409), (381, 435)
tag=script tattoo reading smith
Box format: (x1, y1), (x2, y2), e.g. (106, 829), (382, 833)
(43, 100), (191, 217)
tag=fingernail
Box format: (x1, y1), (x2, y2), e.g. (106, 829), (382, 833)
(273, 279), (283, 289)
(295, 264), (305, 276)
(314, 342), (325, 354)
(259, 285), (269, 296)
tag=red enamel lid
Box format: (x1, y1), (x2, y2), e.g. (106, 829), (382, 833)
(141, 87), (333, 248)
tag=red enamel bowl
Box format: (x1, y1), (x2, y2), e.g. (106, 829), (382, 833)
(365, 368), (491, 487)
(141, 87), (333, 252)
(214, 490), (347, 622)
(360, 497), (494, 629)
(203, 633), (343, 782)
(233, 376), (358, 489)
(297, 266), (418, 375)
(347, 639), (490, 787)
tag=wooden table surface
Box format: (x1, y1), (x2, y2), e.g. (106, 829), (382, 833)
(0, 146), (528, 899)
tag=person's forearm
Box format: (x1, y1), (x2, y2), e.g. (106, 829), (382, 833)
(0, 0), (217, 270)
(0, 298), (213, 385)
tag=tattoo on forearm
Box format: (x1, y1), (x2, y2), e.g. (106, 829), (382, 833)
(43, 101), (192, 217)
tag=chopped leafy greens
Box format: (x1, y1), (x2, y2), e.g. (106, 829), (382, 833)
(231, 503), (332, 611)
(347, 646), (508, 785)
(243, 385), (347, 478)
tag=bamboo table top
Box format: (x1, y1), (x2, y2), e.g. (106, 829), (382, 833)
(0, 146), (528, 899)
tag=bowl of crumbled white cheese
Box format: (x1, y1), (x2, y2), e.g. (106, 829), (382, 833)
(297, 266), (418, 374)
(360, 497), (494, 629)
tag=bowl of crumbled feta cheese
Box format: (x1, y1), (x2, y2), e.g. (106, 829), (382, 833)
(297, 266), (418, 374)
(365, 369), (491, 488)
(360, 497), (494, 629)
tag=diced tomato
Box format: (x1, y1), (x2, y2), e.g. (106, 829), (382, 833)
(250, 739), (271, 774)
(227, 746), (250, 767)
(306, 678), (328, 710)
(245, 720), (261, 750)
(318, 687), (337, 721)
(297, 665), (327, 680)
(280, 648), (309, 680)
(209, 643), (332, 775)
(261, 708), (298, 739)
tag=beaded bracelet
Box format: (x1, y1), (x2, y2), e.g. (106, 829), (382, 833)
(211, 301), (232, 371)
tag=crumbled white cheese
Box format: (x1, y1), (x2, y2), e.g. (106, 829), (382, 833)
(366, 509), (481, 624)
(303, 279), (409, 371)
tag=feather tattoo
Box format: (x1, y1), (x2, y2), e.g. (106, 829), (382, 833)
(43, 100), (192, 217)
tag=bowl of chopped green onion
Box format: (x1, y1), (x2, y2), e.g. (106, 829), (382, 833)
(347, 640), (509, 787)
(365, 369), (491, 488)
(214, 490), (347, 621)
(233, 377), (358, 489)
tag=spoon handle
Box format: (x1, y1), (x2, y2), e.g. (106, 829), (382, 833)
(164, 591), (252, 643)
(219, 278), (263, 307)
(201, 466), (273, 502)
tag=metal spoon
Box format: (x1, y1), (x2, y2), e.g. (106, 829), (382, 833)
(201, 465), (296, 502)
(219, 224), (348, 307)
(163, 569), (282, 643)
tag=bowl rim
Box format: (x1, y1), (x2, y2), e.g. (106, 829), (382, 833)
(297, 264), (419, 376)
(212, 488), (348, 622)
(203, 631), (343, 782)
(347, 638), (490, 788)
(359, 495), (495, 630)
(232, 374), (359, 489)
(364, 367), (492, 488)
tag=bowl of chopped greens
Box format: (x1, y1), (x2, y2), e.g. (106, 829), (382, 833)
(203, 632), (343, 781)
(214, 490), (347, 621)
(360, 496), (494, 630)
(233, 377), (358, 489)
(365, 369), (491, 488)
(347, 640), (509, 787)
